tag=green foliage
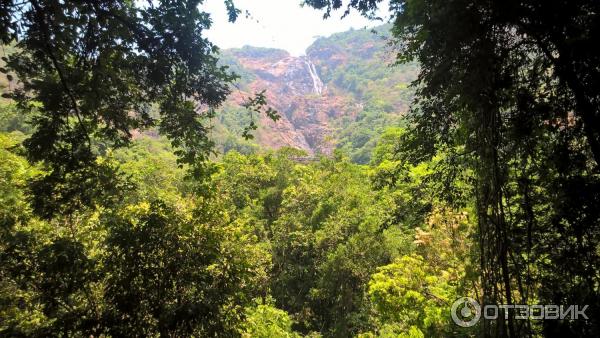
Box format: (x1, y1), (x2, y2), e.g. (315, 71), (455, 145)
(0, 132), (37, 229)
(305, 1), (600, 336)
(266, 158), (391, 335)
(2, 0), (232, 168)
(388, 0), (600, 335)
(0, 134), (273, 336)
(206, 145), (475, 337)
(0, 100), (33, 134)
(13, 2), (597, 337)
(102, 201), (268, 336)
(0, 1), (276, 219)
(307, 25), (418, 111)
(1, 120), (478, 337)
(239, 298), (301, 338)
(335, 110), (406, 164)
(0, 5), (479, 337)
(113, 136), (188, 205)
(368, 255), (451, 336)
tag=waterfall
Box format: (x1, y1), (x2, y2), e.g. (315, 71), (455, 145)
(304, 57), (324, 95)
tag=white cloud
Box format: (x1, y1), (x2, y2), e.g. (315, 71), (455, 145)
(202, 0), (389, 56)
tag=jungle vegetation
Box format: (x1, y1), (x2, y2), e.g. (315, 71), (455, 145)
(1, 0), (599, 337)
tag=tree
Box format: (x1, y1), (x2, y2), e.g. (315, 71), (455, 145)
(305, 1), (600, 336)
(102, 201), (269, 336)
(239, 298), (301, 338)
(367, 255), (451, 337)
(0, 0), (277, 218)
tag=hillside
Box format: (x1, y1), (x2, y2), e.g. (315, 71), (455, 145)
(214, 25), (418, 163)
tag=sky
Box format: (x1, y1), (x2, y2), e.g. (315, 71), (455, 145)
(202, 0), (390, 56)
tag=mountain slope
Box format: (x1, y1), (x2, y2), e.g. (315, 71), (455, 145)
(214, 25), (418, 162)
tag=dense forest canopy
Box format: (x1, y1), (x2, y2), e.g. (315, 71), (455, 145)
(1, 0), (599, 337)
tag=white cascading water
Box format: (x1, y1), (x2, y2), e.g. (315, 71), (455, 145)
(304, 57), (324, 95)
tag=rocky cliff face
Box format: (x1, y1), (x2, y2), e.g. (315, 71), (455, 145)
(217, 26), (418, 156)
(223, 48), (359, 154)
